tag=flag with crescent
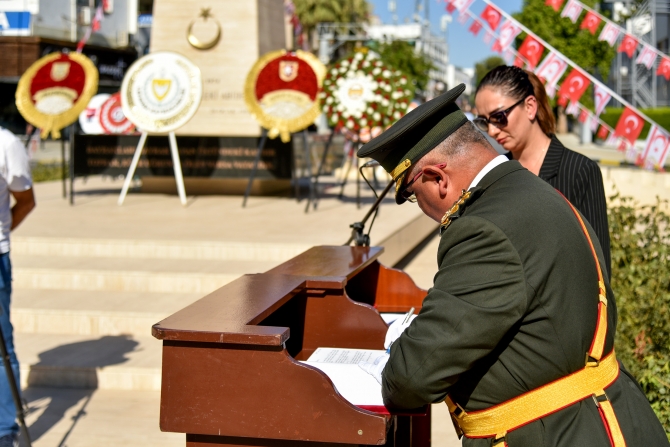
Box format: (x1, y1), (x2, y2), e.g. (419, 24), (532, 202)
(580, 11), (601, 34)
(545, 0), (565, 12)
(594, 84), (611, 116)
(578, 109), (589, 124)
(598, 22), (620, 46)
(557, 68), (591, 103)
(469, 20), (482, 36)
(635, 44), (657, 69)
(640, 125), (670, 170)
(618, 34), (638, 58)
(535, 51), (568, 90)
(560, 0), (583, 23)
(657, 56), (670, 81)
(517, 35), (545, 69)
(492, 19), (522, 53)
(480, 4), (502, 30)
(597, 125), (609, 140)
(451, 0), (475, 13)
(613, 107), (644, 144)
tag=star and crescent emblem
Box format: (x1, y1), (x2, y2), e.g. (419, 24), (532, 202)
(187, 7), (222, 50)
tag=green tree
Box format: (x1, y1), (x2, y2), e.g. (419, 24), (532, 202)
(377, 40), (434, 93)
(474, 55), (506, 87)
(294, 0), (370, 46)
(513, 0), (616, 110)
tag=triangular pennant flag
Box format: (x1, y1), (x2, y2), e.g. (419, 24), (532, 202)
(640, 125), (670, 170)
(517, 35), (545, 70)
(597, 125), (609, 140)
(492, 19), (522, 53)
(636, 44), (658, 70)
(561, 0), (583, 23)
(557, 68), (591, 103)
(613, 107), (644, 144)
(580, 11), (601, 35)
(480, 5), (502, 30)
(657, 56), (670, 81)
(598, 23), (620, 46)
(545, 0), (565, 12)
(469, 20), (483, 36)
(535, 51), (568, 89)
(594, 84), (611, 116)
(618, 34), (638, 58)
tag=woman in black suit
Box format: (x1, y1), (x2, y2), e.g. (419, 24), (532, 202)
(473, 65), (611, 276)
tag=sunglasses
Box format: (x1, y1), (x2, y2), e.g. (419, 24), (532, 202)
(472, 97), (527, 132)
(398, 163), (447, 203)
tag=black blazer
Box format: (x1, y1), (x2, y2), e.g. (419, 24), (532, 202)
(538, 136), (611, 277)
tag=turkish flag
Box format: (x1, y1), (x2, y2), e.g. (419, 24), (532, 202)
(618, 34), (638, 58)
(557, 95), (568, 107)
(613, 107), (644, 144)
(597, 125), (609, 140)
(557, 68), (591, 103)
(480, 5), (502, 30)
(513, 57), (524, 67)
(469, 20), (482, 36)
(640, 125), (670, 170)
(580, 11), (601, 35)
(657, 56), (670, 81)
(545, 0), (565, 12)
(578, 109), (589, 123)
(446, 1), (456, 14)
(517, 35), (545, 69)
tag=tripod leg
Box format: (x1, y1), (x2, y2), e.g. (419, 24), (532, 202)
(242, 129), (268, 208)
(339, 144), (354, 199)
(309, 129), (335, 212)
(299, 131), (312, 204)
(168, 132), (187, 206)
(356, 151), (361, 209)
(69, 125), (75, 206)
(118, 132), (147, 206)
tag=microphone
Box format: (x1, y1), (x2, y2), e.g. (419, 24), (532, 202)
(343, 179), (395, 247)
(361, 160), (380, 168)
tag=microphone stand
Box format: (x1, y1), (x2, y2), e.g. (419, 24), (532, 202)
(343, 178), (394, 246)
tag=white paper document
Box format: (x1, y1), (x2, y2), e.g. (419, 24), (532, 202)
(302, 348), (386, 407)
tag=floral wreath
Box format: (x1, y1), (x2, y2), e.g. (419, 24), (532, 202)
(320, 51), (413, 140)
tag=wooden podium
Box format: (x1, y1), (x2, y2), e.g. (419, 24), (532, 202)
(152, 246), (429, 446)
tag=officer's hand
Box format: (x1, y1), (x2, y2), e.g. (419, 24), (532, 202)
(384, 314), (417, 350)
(358, 352), (389, 385)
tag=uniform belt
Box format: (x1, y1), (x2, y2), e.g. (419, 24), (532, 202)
(447, 350), (620, 440)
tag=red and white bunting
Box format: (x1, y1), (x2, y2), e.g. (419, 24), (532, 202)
(566, 101), (580, 117)
(545, 0), (565, 12)
(503, 48), (516, 64)
(469, 20), (483, 36)
(657, 56), (670, 81)
(557, 68), (591, 103)
(513, 57), (525, 68)
(535, 51), (568, 90)
(580, 11), (601, 35)
(623, 143), (641, 164)
(635, 44), (657, 70)
(578, 109), (589, 123)
(446, 0), (456, 14)
(483, 30), (494, 44)
(613, 107), (644, 144)
(594, 84), (611, 116)
(480, 4), (502, 30)
(492, 19), (522, 53)
(517, 35), (545, 69)
(597, 125), (609, 140)
(618, 34), (638, 58)
(598, 23), (620, 47)
(589, 114), (600, 133)
(560, 0), (582, 23)
(605, 134), (618, 147)
(451, 0), (475, 13)
(640, 125), (670, 170)
(457, 10), (470, 24)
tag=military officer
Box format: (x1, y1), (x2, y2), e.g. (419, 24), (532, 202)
(357, 84), (667, 446)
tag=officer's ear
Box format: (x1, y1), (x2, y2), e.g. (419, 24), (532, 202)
(422, 164), (449, 197)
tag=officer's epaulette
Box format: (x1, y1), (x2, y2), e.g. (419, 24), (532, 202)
(440, 187), (485, 233)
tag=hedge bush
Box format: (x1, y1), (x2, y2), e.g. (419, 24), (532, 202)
(600, 108), (670, 140)
(610, 193), (670, 438)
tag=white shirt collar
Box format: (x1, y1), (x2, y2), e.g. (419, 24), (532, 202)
(468, 155), (508, 190)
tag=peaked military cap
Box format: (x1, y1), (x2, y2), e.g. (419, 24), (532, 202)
(357, 83), (468, 204)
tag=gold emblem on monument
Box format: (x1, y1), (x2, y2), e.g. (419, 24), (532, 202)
(187, 7), (222, 50)
(279, 61), (299, 82)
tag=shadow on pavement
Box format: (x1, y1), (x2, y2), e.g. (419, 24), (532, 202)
(22, 335), (138, 444)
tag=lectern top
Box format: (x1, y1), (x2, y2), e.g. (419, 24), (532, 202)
(267, 245), (383, 278)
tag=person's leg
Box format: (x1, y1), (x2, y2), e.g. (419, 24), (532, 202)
(0, 253), (19, 443)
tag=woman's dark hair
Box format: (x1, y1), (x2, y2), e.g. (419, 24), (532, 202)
(476, 65), (556, 136)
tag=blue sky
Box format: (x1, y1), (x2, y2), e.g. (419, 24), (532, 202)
(369, 0), (524, 69)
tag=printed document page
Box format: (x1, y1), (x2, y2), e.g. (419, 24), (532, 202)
(302, 348), (386, 406)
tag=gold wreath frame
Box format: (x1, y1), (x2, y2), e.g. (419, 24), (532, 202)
(244, 49), (326, 142)
(121, 51), (203, 134)
(16, 52), (99, 139)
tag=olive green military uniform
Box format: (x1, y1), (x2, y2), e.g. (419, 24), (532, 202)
(382, 160), (668, 446)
